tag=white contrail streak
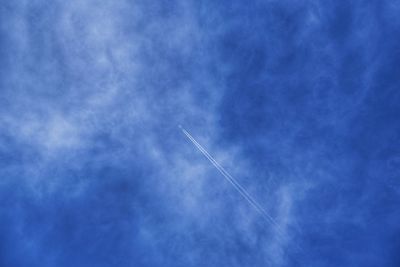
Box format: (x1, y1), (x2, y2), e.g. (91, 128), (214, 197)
(179, 125), (286, 237)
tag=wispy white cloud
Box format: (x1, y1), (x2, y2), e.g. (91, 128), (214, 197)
(0, 1), (341, 266)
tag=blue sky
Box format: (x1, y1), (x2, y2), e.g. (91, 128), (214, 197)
(1, 1), (399, 266)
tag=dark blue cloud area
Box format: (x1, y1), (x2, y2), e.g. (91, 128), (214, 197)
(1, 1), (399, 266)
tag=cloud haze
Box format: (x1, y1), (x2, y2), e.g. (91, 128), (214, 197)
(1, 1), (399, 266)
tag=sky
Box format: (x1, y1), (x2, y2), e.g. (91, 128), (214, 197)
(0, 0), (399, 266)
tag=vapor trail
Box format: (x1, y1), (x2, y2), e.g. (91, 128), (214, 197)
(179, 126), (286, 237)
